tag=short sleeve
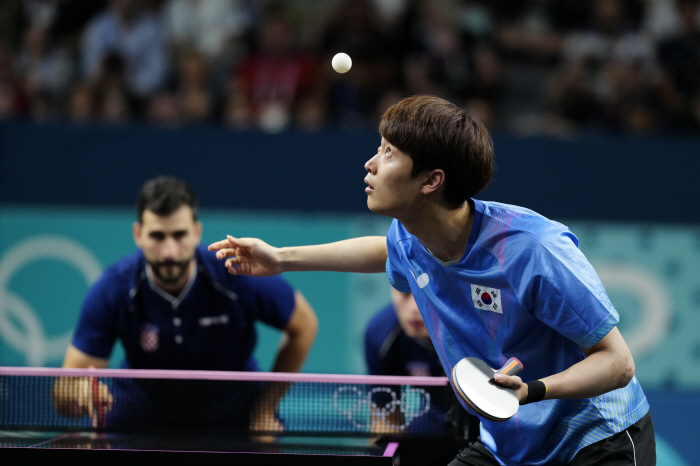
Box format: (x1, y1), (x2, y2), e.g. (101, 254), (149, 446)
(386, 220), (411, 292)
(71, 272), (120, 359)
(508, 228), (619, 348)
(239, 275), (296, 330)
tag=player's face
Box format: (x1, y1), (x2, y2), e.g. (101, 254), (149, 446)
(364, 138), (426, 219)
(133, 206), (202, 286)
(391, 289), (430, 339)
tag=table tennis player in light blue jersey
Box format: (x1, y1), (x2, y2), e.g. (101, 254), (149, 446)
(210, 95), (655, 465)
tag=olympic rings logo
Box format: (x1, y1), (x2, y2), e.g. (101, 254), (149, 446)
(0, 236), (103, 366)
(332, 385), (431, 430)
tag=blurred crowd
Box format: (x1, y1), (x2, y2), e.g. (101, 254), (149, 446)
(1, 0), (699, 136)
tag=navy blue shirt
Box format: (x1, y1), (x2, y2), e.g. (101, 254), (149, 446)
(364, 303), (444, 377)
(72, 245), (296, 371)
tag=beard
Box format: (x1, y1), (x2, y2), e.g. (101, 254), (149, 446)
(149, 258), (192, 284)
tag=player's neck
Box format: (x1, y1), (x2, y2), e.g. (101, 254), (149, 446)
(402, 200), (474, 263)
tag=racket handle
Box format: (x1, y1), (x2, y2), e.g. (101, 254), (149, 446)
(495, 357), (523, 377)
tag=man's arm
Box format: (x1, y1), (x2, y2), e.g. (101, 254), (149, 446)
(54, 345), (112, 419)
(270, 291), (318, 373)
(495, 326), (635, 402)
(62, 344), (110, 369)
(208, 236), (388, 276)
(250, 291), (318, 434)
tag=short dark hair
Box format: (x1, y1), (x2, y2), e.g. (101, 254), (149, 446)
(379, 95), (494, 208)
(136, 176), (198, 223)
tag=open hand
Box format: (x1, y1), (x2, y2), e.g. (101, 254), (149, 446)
(208, 235), (282, 276)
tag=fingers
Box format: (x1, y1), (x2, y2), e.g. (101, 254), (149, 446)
(208, 236), (240, 252)
(208, 235), (248, 250)
(209, 236), (249, 261)
(208, 239), (227, 251)
(215, 248), (236, 260)
(494, 374), (528, 403)
(493, 373), (521, 388)
(225, 259), (244, 275)
(99, 382), (114, 413)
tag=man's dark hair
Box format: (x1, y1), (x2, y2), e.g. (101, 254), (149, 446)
(136, 176), (199, 223)
(379, 95), (494, 208)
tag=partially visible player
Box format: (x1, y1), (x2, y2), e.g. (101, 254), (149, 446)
(209, 95), (655, 465)
(54, 176), (318, 432)
(365, 289), (441, 377)
(365, 289), (480, 447)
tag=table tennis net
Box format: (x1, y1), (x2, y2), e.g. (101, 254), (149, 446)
(0, 368), (463, 438)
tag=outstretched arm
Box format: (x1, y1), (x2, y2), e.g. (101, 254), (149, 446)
(208, 235), (388, 276)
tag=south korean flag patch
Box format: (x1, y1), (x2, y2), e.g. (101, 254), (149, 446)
(471, 284), (503, 314)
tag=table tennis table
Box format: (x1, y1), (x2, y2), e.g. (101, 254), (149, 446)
(0, 430), (400, 465)
(0, 367), (469, 466)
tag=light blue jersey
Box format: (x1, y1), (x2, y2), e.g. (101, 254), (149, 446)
(386, 199), (649, 465)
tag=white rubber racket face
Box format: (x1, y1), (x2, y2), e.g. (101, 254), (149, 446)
(451, 357), (519, 422)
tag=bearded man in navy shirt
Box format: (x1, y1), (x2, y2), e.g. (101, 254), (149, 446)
(54, 176), (318, 432)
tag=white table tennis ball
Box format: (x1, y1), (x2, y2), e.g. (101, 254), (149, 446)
(332, 53), (352, 73)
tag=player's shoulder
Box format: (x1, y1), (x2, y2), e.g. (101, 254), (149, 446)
(86, 250), (144, 305)
(478, 200), (575, 244)
(480, 200), (550, 225)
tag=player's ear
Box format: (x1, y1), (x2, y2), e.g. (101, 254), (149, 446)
(132, 222), (143, 248)
(194, 220), (203, 241)
(421, 169), (445, 195)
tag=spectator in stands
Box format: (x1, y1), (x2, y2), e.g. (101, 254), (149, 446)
(15, 25), (74, 118)
(92, 52), (134, 124)
(318, 0), (399, 128)
(226, 8), (318, 132)
(0, 41), (27, 119)
(146, 90), (181, 127)
(1, 0), (699, 135)
(657, 0), (700, 130)
(65, 82), (94, 124)
(161, 0), (253, 83)
(81, 0), (169, 106)
(174, 49), (214, 124)
(546, 0), (661, 133)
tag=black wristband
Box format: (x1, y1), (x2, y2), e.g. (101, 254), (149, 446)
(523, 380), (547, 404)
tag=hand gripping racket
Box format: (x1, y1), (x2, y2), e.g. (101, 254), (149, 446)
(91, 375), (106, 429)
(451, 356), (523, 422)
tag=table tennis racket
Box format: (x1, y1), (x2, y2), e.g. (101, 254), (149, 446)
(451, 356), (523, 422)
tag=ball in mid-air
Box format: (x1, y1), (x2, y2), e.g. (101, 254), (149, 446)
(332, 53), (352, 73)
